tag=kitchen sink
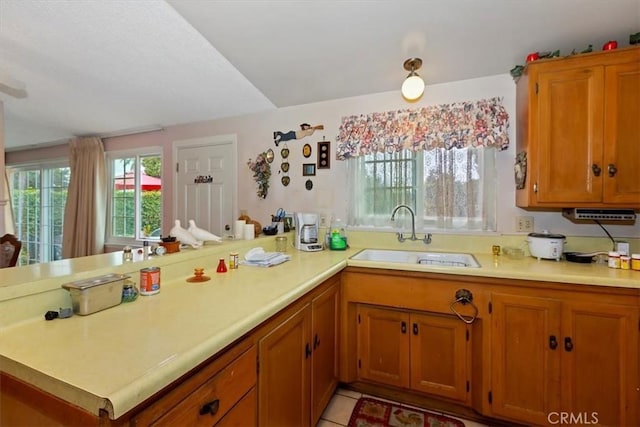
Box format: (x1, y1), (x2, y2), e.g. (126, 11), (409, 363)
(350, 249), (481, 268)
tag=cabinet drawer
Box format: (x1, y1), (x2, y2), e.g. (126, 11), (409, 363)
(216, 387), (257, 426)
(151, 346), (257, 426)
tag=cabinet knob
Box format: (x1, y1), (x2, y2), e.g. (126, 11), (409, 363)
(549, 335), (558, 350)
(305, 342), (312, 358)
(592, 164), (602, 177)
(608, 164), (617, 177)
(313, 333), (320, 349)
(564, 336), (574, 352)
(412, 323), (418, 335)
(401, 321), (407, 334)
(199, 399), (220, 416)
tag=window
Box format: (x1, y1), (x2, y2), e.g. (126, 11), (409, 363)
(348, 147), (496, 232)
(9, 163), (70, 265)
(106, 150), (162, 245)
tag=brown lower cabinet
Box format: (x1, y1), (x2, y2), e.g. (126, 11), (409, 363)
(341, 267), (640, 427)
(491, 292), (639, 427)
(357, 305), (470, 403)
(258, 279), (339, 426)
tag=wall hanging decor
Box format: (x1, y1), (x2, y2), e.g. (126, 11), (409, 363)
(302, 143), (312, 158)
(273, 123), (324, 146)
(317, 140), (330, 169)
(303, 163), (316, 176)
(279, 142), (290, 186)
(247, 152), (271, 199)
(335, 97), (509, 160)
(305, 179), (313, 190)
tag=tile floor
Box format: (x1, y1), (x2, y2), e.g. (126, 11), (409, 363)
(317, 388), (488, 427)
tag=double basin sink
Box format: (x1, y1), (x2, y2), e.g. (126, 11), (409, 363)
(350, 249), (481, 268)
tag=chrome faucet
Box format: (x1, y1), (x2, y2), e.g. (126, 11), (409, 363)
(390, 204), (432, 244)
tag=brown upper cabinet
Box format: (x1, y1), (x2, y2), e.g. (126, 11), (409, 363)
(516, 47), (640, 208)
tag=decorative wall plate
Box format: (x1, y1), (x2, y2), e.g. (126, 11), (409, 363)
(514, 151), (527, 189)
(281, 162), (290, 173)
(281, 176), (290, 186)
(305, 179), (313, 190)
(265, 148), (274, 163)
(280, 144), (290, 159)
(302, 143), (312, 158)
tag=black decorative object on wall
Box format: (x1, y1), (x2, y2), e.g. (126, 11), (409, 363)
(317, 141), (330, 169)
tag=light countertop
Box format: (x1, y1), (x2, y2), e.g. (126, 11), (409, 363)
(0, 238), (638, 420)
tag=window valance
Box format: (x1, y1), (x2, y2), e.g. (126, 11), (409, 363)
(336, 97), (510, 160)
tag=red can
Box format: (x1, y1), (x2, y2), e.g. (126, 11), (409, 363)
(140, 267), (161, 295)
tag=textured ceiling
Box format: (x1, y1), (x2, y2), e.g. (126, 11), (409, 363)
(1, 0), (639, 150)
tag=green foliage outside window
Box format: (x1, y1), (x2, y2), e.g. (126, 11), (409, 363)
(111, 190), (162, 238)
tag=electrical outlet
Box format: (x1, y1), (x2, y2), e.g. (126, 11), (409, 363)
(516, 216), (534, 233)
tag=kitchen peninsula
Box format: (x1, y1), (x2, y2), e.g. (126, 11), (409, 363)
(1, 232), (638, 426)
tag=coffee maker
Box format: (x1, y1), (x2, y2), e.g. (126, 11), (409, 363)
(294, 212), (323, 252)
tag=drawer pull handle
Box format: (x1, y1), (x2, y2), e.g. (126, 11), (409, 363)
(199, 399), (220, 416)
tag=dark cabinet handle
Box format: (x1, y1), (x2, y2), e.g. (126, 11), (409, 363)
(608, 164), (617, 177)
(564, 337), (573, 352)
(313, 333), (320, 349)
(305, 342), (311, 358)
(199, 399), (220, 416)
(592, 164), (601, 177)
(401, 321), (407, 334)
(549, 335), (558, 350)
(413, 323), (418, 335)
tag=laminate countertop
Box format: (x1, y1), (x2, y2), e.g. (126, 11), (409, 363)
(0, 242), (638, 420)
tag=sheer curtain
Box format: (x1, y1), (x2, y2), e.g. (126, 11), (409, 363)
(340, 97), (507, 231)
(3, 170), (15, 234)
(62, 137), (106, 258)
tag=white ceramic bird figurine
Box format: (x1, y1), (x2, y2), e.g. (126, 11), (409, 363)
(170, 220), (203, 248)
(188, 220), (222, 243)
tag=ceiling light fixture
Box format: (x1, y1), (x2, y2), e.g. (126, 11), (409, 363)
(401, 58), (425, 101)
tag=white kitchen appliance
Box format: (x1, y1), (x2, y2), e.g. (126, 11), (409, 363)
(294, 212), (324, 252)
(527, 231), (566, 261)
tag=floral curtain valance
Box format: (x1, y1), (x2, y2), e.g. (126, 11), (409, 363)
(336, 97), (510, 160)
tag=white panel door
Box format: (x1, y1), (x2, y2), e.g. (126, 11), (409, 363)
(174, 137), (235, 237)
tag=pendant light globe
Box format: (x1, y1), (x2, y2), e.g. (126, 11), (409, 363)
(401, 58), (425, 101)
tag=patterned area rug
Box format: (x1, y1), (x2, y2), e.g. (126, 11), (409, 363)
(348, 397), (465, 427)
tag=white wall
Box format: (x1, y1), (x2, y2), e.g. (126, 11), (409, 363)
(8, 73), (639, 240)
(165, 73), (639, 239)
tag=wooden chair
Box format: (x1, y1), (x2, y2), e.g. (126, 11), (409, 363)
(1, 234), (22, 268)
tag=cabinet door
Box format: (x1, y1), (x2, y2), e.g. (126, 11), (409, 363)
(536, 66), (604, 204)
(310, 281), (339, 425)
(357, 305), (410, 388)
(561, 301), (639, 426)
(410, 312), (469, 402)
(603, 61), (640, 205)
(258, 304), (311, 427)
(490, 293), (561, 425)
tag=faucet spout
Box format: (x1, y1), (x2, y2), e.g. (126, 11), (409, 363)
(390, 204), (418, 241)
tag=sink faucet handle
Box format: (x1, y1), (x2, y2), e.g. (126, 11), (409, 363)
(423, 233), (432, 244)
(396, 232), (405, 243)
